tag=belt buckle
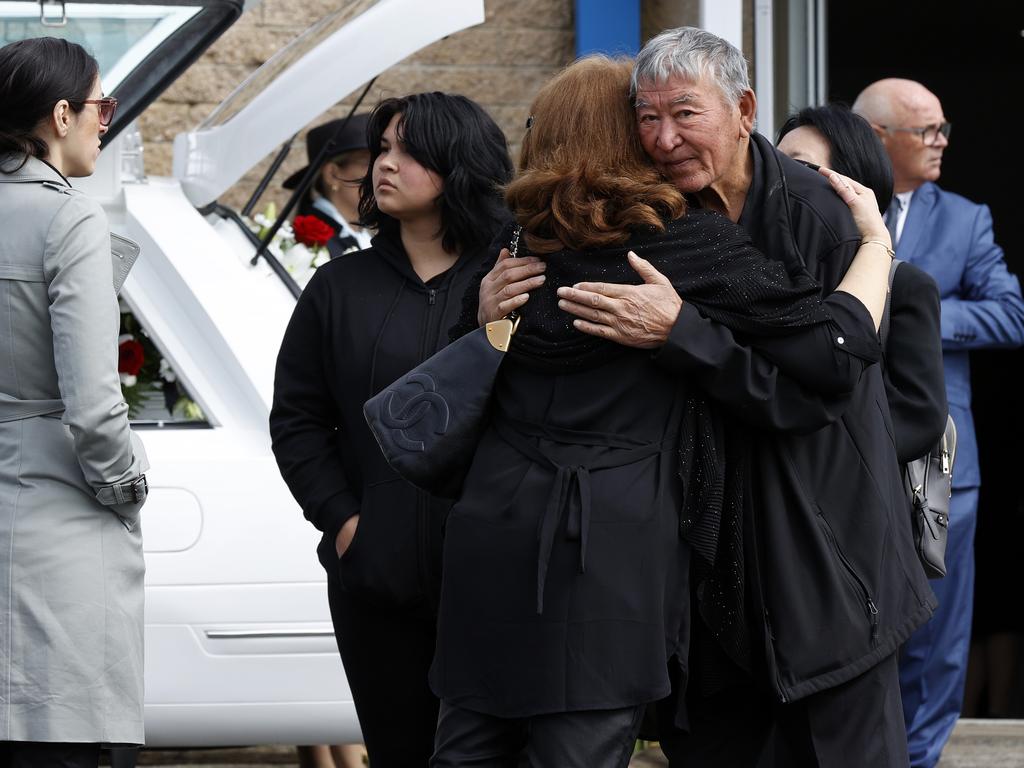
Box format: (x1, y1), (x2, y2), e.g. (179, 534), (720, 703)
(130, 475), (148, 503)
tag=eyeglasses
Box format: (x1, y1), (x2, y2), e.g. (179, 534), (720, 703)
(71, 97), (118, 127)
(878, 121), (952, 146)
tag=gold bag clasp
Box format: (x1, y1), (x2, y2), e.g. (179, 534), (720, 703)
(485, 315), (520, 352)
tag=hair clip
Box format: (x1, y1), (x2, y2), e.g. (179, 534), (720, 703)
(525, 115), (534, 130)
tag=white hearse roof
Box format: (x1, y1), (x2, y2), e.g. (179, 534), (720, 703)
(173, 0), (485, 206)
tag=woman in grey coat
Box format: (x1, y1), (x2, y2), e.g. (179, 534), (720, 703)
(0, 38), (149, 767)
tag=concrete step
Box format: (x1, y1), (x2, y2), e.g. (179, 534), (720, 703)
(627, 720), (1024, 768)
(938, 720), (1024, 768)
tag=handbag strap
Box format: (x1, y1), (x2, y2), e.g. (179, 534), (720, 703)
(506, 225), (524, 324)
(878, 257), (903, 350)
(508, 225), (523, 259)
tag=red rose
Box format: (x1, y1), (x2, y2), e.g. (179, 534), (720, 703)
(118, 339), (145, 376)
(293, 215), (335, 248)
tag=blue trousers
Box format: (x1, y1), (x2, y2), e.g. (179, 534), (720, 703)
(898, 486), (978, 768)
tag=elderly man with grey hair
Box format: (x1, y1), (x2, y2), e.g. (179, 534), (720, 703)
(478, 27), (939, 767)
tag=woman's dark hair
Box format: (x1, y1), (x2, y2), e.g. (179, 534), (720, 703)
(777, 104), (893, 212)
(358, 92), (513, 254)
(0, 37), (99, 169)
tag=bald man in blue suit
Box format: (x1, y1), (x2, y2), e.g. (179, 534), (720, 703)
(855, 78), (1024, 768)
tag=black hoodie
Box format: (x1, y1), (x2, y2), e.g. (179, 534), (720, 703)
(270, 230), (493, 607)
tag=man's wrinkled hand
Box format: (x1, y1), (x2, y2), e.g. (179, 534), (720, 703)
(556, 252), (682, 349)
(477, 248), (546, 325)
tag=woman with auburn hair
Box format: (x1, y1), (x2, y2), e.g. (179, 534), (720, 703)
(429, 57), (897, 767)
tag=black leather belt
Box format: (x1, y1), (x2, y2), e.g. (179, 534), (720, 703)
(95, 475), (148, 505)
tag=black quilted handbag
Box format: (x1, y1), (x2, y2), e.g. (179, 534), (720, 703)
(363, 227), (522, 497)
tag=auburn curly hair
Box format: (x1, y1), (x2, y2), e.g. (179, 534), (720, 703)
(505, 55), (686, 254)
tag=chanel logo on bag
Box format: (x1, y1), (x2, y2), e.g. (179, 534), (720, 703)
(380, 373), (451, 452)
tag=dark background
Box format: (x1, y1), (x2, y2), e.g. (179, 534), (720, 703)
(829, 1), (1024, 715)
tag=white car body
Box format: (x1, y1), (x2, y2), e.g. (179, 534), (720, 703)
(1, 0), (485, 747)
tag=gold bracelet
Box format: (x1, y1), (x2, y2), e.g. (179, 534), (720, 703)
(861, 239), (895, 258)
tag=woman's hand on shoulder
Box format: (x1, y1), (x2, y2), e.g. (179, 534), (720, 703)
(819, 166), (891, 246)
(478, 248), (547, 325)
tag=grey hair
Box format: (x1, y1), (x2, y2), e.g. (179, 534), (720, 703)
(631, 27), (751, 106)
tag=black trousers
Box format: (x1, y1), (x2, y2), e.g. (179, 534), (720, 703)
(0, 742), (99, 768)
(326, 566), (439, 768)
(658, 651), (910, 768)
(431, 701), (645, 768)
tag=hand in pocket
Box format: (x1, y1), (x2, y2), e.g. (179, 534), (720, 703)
(335, 514), (360, 558)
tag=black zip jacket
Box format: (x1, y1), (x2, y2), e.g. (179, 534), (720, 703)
(655, 134), (939, 702)
(269, 231), (492, 607)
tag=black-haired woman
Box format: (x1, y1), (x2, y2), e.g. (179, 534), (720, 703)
(776, 104), (947, 464)
(0, 38), (149, 767)
(269, 92), (513, 768)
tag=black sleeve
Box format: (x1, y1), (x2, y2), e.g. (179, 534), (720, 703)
(741, 291), (880, 394)
(652, 225), (877, 433)
(884, 264), (948, 462)
(655, 302), (853, 433)
(269, 271), (361, 542)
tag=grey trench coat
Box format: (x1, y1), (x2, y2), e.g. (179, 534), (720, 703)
(0, 154), (148, 744)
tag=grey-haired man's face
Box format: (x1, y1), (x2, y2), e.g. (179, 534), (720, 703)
(635, 74), (749, 194)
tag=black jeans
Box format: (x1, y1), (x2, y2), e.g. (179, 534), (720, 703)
(0, 742), (99, 768)
(326, 565), (439, 768)
(431, 701), (645, 768)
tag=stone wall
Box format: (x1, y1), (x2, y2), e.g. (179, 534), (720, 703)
(141, 0), (575, 211)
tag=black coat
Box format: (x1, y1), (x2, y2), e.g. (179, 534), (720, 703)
(269, 231), (493, 607)
(883, 263), (948, 462)
(431, 211), (881, 717)
(656, 134), (941, 702)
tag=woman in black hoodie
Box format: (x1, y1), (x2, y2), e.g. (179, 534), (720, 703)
(269, 93), (512, 768)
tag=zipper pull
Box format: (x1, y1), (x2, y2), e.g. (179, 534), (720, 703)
(941, 449), (950, 475)
(428, 288), (436, 305)
(868, 599), (879, 644)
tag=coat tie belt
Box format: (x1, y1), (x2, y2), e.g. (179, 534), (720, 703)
(493, 415), (670, 614)
(0, 392), (64, 423)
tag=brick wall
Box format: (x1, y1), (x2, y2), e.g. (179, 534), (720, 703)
(141, 0), (575, 211)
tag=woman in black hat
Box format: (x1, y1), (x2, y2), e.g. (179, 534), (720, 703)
(284, 113), (373, 258)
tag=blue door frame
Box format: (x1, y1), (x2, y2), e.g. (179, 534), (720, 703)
(575, 0), (641, 57)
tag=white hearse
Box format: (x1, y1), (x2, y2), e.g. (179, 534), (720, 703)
(0, 0), (485, 753)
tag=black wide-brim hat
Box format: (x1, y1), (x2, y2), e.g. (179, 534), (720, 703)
(282, 112), (371, 190)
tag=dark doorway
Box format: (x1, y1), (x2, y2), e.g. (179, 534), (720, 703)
(828, 1), (1024, 717)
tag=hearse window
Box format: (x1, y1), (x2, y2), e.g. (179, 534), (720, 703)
(0, 3), (201, 92)
(118, 299), (209, 427)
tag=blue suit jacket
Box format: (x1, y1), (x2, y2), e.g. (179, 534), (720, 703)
(897, 182), (1024, 488)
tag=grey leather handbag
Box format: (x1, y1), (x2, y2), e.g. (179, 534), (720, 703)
(905, 416), (956, 578)
(880, 258), (955, 579)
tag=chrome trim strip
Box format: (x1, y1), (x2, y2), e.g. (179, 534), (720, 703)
(204, 629), (335, 639)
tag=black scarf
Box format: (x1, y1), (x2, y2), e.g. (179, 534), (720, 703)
(455, 210), (829, 669)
